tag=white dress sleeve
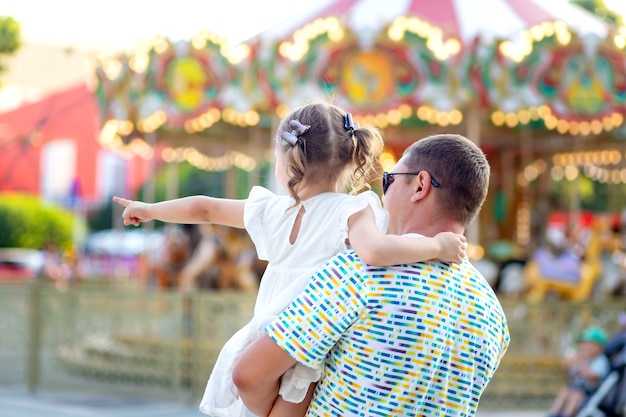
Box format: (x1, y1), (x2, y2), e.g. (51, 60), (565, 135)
(338, 190), (389, 235)
(243, 186), (275, 260)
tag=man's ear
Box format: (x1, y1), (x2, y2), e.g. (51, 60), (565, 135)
(410, 172), (432, 203)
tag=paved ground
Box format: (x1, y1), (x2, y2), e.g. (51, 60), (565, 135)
(0, 387), (546, 417)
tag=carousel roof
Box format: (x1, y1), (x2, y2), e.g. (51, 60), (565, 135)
(256, 0), (609, 46)
(92, 0), (626, 164)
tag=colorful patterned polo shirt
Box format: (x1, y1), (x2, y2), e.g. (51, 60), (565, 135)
(265, 250), (510, 417)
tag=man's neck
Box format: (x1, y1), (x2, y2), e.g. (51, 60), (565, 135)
(399, 220), (464, 238)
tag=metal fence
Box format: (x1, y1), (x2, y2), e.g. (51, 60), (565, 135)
(0, 281), (624, 407)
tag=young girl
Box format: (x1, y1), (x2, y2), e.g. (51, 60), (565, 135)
(113, 102), (467, 417)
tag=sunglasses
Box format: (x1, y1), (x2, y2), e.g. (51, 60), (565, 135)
(382, 171), (441, 195)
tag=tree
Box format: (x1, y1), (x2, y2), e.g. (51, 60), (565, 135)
(0, 193), (84, 250)
(0, 16), (21, 80)
(570, 0), (624, 26)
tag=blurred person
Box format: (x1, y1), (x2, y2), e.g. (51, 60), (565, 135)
(113, 102), (467, 417)
(150, 226), (191, 290)
(177, 224), (221, 292)
(548, 325), (611, 417)
(233, 134), (510, 417)
(600, 312), (626, 417)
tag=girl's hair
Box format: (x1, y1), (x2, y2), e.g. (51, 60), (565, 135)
(276, 102), (384, 206)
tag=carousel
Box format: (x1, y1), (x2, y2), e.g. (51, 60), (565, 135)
(93, 0), (626, 298)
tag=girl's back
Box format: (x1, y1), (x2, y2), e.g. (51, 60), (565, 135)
(245, 186), (387, 314)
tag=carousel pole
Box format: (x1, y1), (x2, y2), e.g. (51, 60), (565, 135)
(144, 131), (157, 232)
(569, 135), (583, 232)
(249, 124), (264, 188)
(520, 126), (533, 248)
(466, 105), (482, 246)
(165, 159), (179, 200)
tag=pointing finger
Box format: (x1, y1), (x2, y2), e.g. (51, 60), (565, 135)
(112, 196), (131, 207)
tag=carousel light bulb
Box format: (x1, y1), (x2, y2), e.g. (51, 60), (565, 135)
(326, 17), (340, 32)
(524, 165), (538, 181)
(499, 41), (513, 57)
(244, 111), (260, 126)
(542, 22), (555, 37)
(553, 21), (568, 34)
(551, 166), (564, 181)
(556, 119), (569, 134)
(153, 37), (169, 54)
(313, 19), (325, 35)
(565, 165), (579, 181)
(531, 25), (544, 41)
(556, 30), (572, 46)
(398, 104), (412, 118)
(505, 113), (518, 128)
(103, 60), (122, 80)
(393, 16), (408, 28)
(544, 115), (558, 130)
(491, 111), (505, 126)
(611, 170), (620, 184)
(615, 35), (626, 49)
(579, 122), (591, 136)
(407, 17), (420, 33)
(434, 48), (450, 61)
(417, 105), (431, 120)
(192, 36), (207, 50)
(426, 36), (438, 51)
(449, 109), (463, 125)
(388, 26), (404, 42)
(611, 150), (622, 164)
(375, 113), (389, 128)
(279, 42), (292, 58)
(446, 39), (461, 55)
(591, 120), (603, 134)
(517, 173), (529, 189)
(537, 105), (552, 118)
(129, 53), (149, 73)
(161, 147), (175, 163)
(387, 109), (402, 125)
(328, 27), (344, 42)
(293, 29), (306, 44)
(518, 109), (531, 124)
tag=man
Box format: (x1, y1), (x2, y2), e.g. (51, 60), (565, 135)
(233, 134), (510, 417)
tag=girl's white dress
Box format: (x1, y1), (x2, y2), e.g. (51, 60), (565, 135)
(199, 186), (388, 417)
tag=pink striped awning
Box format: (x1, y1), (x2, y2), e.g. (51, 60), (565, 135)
(257, 0), (608, 45)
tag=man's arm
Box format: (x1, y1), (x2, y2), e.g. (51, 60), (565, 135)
(232, 333), (297, 417)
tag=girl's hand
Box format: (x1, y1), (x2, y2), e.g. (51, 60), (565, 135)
(112, 196), (153, 227)
(434, 232), (467, 264)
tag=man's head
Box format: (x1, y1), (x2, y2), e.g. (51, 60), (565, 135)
(383, 134), (490, 234)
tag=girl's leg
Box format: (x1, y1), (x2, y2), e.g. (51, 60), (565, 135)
(268, 383), (316, 417)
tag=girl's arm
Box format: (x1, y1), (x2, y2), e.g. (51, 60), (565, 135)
(347, 205), (466, 266)
(112, 196), (246, 229)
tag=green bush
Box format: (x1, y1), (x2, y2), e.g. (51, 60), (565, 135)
(0, 193), (85, 250)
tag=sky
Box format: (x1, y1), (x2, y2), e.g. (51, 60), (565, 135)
(2, 0), (626, 52)
(2, 0), (321, 51)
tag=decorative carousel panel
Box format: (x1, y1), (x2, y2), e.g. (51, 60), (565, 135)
(94, 58), (147, 130)
(143, 35), (234, 128)
(223, 39), (282, 114)
(481, 26), (626, 135)
(265, 19), (461, 127)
